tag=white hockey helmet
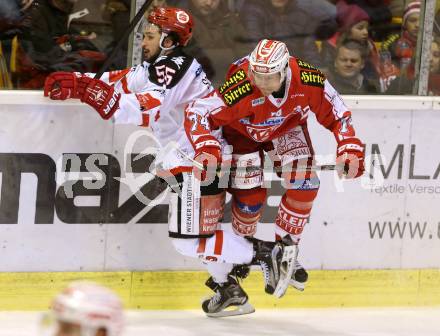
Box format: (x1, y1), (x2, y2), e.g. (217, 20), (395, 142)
(249, 39), (290, 83)
(50, 281), (124, 336)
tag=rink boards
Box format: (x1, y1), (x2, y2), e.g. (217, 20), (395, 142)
(0, 92), (440, 309)
(1, 269), (440, 310)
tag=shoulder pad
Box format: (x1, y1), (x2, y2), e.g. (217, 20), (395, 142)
(149, 52), (193, 88)
(217, 68), (253, 106)
(232, 56), (248, 67)
(295, 58), (325, 88)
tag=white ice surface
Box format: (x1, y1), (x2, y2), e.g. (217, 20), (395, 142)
(1, 308), (439, 336)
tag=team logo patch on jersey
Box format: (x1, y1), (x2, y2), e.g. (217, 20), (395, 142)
(218, 69), (247, 94)
(240, 116), (285, 127)
(300, 70), (325, 88)
(222, 81), (253, 106)
(251, 97), (265, 106)
(245, 124), (281, 142)
(136, 93), (161, 112)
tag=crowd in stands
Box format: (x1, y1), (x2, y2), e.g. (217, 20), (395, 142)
(0, 0), (439, 95)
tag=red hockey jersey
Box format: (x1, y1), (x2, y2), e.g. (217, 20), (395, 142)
(185, 56), (357, 151)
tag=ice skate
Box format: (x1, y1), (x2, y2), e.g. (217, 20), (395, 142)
(278, 235), (308, 291)
(268, 235), (300, 297)
(290, 260), (308, 291)
(232, 245), (307, 292)
(202, 276), (255, 317)
(252, 237), (298, 298)
(251, 240), (284, 295)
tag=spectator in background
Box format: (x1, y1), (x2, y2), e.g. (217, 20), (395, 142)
(17, 0), (105, 88)
(101, 0), (167, 70)
(382, 1), (420, 80)
(326, 38), (378, 93)
(321, 3), (371, 67)
(427, 38), (440, 95)
(179, 0), (248, 85)
(388, 0), (419, 17)
(0, 0), (34, 88)
(0, 0), (22, 88)
(387, 38), (440, 95)
(102, 0), (141, 70)
(321, 2), (387, 89)
(239, 0), (329, 67)
(342, 0), (392, 40)
(101, 0), (131, 70)
(0, 0), (24, 29)
(293, 0), (338, 40)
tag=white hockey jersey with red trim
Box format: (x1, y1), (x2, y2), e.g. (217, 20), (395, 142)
(88, 48), (213, 172)
(185, 56), (358, 151)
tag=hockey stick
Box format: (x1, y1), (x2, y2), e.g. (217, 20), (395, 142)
(231, 164), (336, 173)
(94, 0), (155, 79)
(171, 143), (338, 173)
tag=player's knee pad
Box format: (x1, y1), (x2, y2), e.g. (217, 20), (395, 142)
(275, 189), (319, 241)
(230, 151), (263, 189)
(282, 162), (321, 191)
(285, 188), (319, 204)
(171, 237), (199, 258)
(172, 231), (253, 264)
(168, 172), (225, 238)
(171, 236), (219, 261)
(230, 188), (266, 237)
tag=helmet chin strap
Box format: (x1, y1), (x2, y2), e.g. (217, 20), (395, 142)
(147, 32), (178, 63)
(279, 64), (288, 84)
(159, 32), (177, 56)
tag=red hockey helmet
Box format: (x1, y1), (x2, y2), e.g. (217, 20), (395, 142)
(249, 39), (290, 83)
(148, 7), (194, 47)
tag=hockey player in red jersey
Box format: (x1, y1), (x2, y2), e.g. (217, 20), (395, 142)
(43, 8), (290, 317)
(185, 39), (365, 296)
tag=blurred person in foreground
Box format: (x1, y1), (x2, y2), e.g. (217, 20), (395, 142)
(40, 281), (124, 336)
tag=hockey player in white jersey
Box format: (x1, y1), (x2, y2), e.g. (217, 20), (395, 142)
(40, 281), (124, 336)
(43, 6), (289, 317)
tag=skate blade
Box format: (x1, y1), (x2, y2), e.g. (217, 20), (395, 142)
(274, 245), (297, 298)
(206, 302), (255, 318)
(289, 279), (305, 291)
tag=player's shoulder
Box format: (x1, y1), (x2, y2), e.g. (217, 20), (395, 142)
(148, 48), (195, 88)
(290, 57), (326, 89)
(217, 57), (254, 107)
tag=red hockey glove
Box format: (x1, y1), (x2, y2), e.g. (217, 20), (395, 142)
(336, 137), (365, 179)
(44, 72), (82, 100)
(193, 136), (222, 182)
(77, 77), (121, 120)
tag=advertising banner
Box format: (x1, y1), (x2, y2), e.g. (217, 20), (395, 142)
(0, 94), (439, 271)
